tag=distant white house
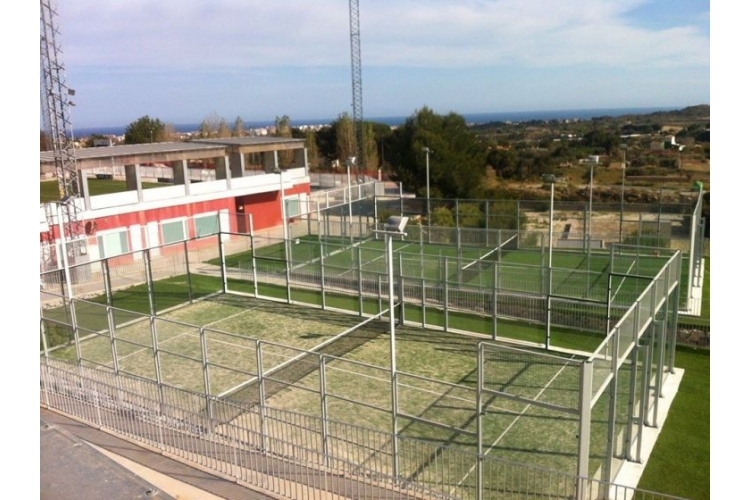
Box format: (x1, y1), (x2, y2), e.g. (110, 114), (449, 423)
(92, 137), (114, 147)
(579, 155), (600, 165)
(663, 136), (685, 151)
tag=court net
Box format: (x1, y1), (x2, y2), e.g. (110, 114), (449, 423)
(217, 310), (388, 413)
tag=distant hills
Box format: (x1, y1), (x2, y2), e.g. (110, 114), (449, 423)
(590, 105), (709, 124)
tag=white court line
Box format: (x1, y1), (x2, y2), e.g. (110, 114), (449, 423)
(116, 304), (261, 363)
(611, 259), (637, 303)
(332, 241), (416, 277)
(451, 356), (577, 495)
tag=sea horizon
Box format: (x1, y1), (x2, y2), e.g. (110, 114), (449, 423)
(74, 105), (691, 137)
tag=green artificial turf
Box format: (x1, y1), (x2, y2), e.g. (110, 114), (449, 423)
(637, 346), (710, 499)
(701, 257), (710, 319)
(40, 178), (164, 203)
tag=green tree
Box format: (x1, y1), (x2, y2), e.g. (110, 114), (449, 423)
(124, 115), (165, 144)
(582, 129), (619, 155)
(487, 148), (518, 179)
(362, 121), (379, 176)
(335, 113), (356, 163)
(275, 115), (292, 138)
(216, 118), (230, 138)
(197, 112), (228, 139)
(454, 202), (483, 228)
(314, 124), (338, 168)
(274, 115), (294, 166)
(232, 116), (244, 137)
(304, 129), (321, 170)
(430, 206), (454, 228)
(388, 106), (485, 199)
(370, 122), (394, 171)
(313, 116), (390, 174)
(485, 199), (526, 231)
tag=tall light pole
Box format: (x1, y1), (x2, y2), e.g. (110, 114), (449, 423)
(619, 144), (627, 242)
(548, 180), (555, 270)
(546, 180), (554, 348)
(422, 147), (431, 227)
(346, 157), (356, 244)
(588, 162), (594, 252)
(374, 216), (409, 480)
(586, 162), (594, 298)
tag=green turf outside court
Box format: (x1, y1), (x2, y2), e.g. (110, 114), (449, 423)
(40, 178), (164, 203)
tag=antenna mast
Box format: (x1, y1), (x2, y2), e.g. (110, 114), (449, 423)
(40, 0), (83, 268)
(348, 0), (366, 179)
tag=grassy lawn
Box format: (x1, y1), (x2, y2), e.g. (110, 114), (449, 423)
(40, 178), (164, 203)
(638, 254), (709, 499)
(701, 256), (710, 319)
(637, 345), (710, 499)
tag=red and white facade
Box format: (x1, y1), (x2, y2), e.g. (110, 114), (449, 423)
(40, 138), (311, 270)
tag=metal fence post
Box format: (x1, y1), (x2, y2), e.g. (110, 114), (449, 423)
(199, 326), (212, 419)
(320, 238), (326, 309)
(106, 305), (120, 374)
(603, 331), (620, 483)
(319, 354), (330, 468)
(399, 182), (404, 215)
(256, 341), (268, 451)
(102, 259), (113, 306)
(576, 361), (593, 500)
(443, 257), (449, 331)
(398, 253), (405, 326)
(421, 278), (427, 327)
(626, 338), (639, 462)
(184, 239), (193, 303)
(357, 246), (364, 316)
(492, 261), (498, 341)
(144, 249), (156, 315)
(476, 343), (485, 500)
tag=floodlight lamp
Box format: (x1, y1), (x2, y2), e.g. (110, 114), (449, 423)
(385, 216), (408, 233)
(422, 147), (430, 153)
(347, 157), (357, 166)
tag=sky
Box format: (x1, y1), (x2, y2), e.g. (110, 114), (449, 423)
(36, 0), (710, 129)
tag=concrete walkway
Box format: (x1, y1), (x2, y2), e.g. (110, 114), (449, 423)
(613, 367), (685, 493)
(41, 408), (278, 500)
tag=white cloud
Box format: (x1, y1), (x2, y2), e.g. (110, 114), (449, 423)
(60, 0), (708, 70)
(50, 0), (708, 125)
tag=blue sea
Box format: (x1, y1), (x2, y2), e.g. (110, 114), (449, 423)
(75, 106), (682, 137)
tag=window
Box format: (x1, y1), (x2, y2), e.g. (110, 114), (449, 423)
(285, 198), (300, 217)
(160, 218), (187, 245)
(194, 213), (219, 237)
(97, 230), (129, 258)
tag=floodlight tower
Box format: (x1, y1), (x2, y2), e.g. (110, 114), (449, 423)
(348, 0), (366, 180)
(40, 0), (83, 268)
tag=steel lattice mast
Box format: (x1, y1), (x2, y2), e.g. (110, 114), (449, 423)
(348, 0), (366, 178)
(40, 0), (82, 257)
